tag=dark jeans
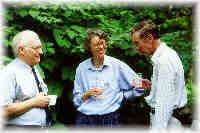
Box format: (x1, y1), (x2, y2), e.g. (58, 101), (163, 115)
(76, 110), (120, 128)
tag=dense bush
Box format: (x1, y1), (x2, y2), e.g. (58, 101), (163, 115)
(3, 3), (194, 112)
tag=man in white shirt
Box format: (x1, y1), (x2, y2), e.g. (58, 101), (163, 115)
(0, 30), (51, 130)
(131, 21), (187, 130)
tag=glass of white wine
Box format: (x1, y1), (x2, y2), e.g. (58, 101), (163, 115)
(134, 73), (144, 93)
(90, 78), (105, 100)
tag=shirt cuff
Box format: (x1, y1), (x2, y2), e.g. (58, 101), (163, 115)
(74, 94), (84, 108)
(123, 89), (134, 100)
(123, 88), (145, 100)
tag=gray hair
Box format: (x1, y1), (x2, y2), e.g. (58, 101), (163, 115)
(12, 30), (40, 56)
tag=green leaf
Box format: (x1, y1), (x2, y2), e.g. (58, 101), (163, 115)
(29, 10), (40, 18)
(76, 37), (84, 46)
(53, 29), (71, 48)
(118, 42), (132, 50)
(63, 10), (72, 17)
(70, 25), (86, 34)
(66, 30), (77, 39)
(46, 42), (54, 47)
(19, 9), (28, 17)
(47, 47), (55, 55)
(95, 15), (107, 23)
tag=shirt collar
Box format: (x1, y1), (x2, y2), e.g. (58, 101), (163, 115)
(16, 57), (34, 72)
(88, 55), (111, 71)
(151, 42), (166, 64)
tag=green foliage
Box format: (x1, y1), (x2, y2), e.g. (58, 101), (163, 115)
(185, 79), (195, 108)
(47, 81), (64, 96)
(40, 58), (58, 72)
(61, 67), (76, 81)
(3, 4), (194, 106)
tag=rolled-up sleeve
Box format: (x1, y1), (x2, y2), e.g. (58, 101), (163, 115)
(73, 66), (84, 108)
(118, 61), (143, 99)
(123, 88), (144, 99)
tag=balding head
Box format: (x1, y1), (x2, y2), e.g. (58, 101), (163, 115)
(12, 30), (41, 56)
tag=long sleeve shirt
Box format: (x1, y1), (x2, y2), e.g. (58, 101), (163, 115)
(145, 43), (187, 129)
(73, 55), (143, 115)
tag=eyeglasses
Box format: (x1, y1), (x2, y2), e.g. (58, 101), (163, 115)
(23, 45), (43, 53)
(94, 39), (107, 49)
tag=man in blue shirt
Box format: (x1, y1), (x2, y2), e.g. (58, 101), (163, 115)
(73, 28), (151, 128)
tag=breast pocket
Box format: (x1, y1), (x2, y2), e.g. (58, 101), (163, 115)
(15, 77), (37, 101)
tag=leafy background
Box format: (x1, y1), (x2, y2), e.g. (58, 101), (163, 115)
(2, 3), (195, 128)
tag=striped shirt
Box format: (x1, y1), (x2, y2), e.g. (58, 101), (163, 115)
(145, 43), (187, 129)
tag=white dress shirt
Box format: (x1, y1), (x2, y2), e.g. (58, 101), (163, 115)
(0, 58), (48, 126)
(145, 42), (187, 129)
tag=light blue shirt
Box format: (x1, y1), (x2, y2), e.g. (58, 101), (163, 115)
(73, 55), (143, 115)
(0, 58), (48, 126)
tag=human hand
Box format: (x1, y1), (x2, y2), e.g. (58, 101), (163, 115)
(141, 79), (151, 90)
(82, 88), (104, 101)
(32, 92), (50, 108)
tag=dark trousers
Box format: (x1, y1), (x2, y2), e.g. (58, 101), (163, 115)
(76, 110), (120, 128)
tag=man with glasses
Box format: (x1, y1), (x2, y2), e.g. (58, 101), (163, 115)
(131, 21), (187, 130)
(0, 30), (51, 130)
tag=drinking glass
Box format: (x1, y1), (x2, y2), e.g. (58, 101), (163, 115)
(90, 78), (105, 100)
(134, 73), (144, 93)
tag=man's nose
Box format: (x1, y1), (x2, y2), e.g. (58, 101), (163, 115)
(99, 44), (104, 49)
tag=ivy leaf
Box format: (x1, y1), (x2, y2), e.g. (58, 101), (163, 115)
(19, 9), (28, 17)
(70, 25), (86, 34)
(118, 42), (132, 50)
(66, 30), (77, 39)
(53, 29), (71, 48)
(63, 9), (72, 17)
(95, 15), (107, 23)
(47, 47), (55, 55)
(29, 9), (40, 18)
(120, 11), (128, 16)
(76, 37), (84, 46)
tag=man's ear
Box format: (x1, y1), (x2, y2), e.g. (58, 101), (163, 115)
(18, 47), (25, 56)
